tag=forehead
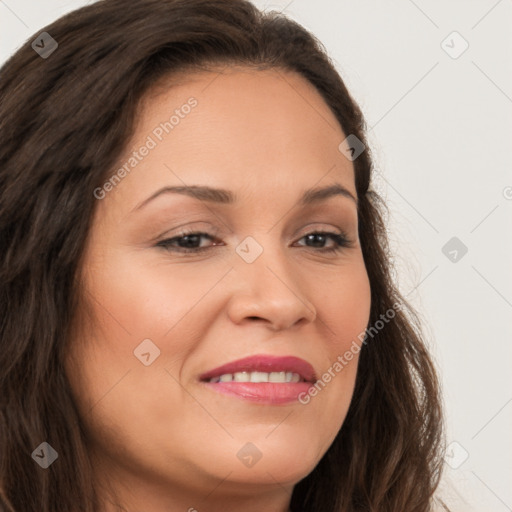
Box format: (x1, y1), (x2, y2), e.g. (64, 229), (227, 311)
(138, 66), (344, 146)
(105, 67), (355, 214)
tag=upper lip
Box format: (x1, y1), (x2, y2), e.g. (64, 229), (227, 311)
(199, 355), (317, 383)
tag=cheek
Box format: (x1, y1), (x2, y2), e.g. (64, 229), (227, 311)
(302, 256), (370, 430)
(92, 261), (202, 335)
(67, 248), (232, 423)
(319, 256), (372, 350)
(80, 246), (227, 357)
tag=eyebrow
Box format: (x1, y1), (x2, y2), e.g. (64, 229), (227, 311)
(131, 183), (357, 212)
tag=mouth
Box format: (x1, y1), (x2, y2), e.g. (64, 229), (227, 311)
(204, 371), (305, 383)
(198, 355), (317, 405)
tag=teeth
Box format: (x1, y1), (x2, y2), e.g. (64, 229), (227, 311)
(268, 371), (286, 383)
(250, 371), (269, 382)
(286, 372), (300, 383)
(208, 371), (302, 383)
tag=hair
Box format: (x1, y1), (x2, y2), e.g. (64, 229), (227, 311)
(0, 0), (447, 510)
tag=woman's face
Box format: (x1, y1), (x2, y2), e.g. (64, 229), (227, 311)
(66, 67), (371, 509)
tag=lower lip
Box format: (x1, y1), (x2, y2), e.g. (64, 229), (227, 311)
(200, 381), (314, 404)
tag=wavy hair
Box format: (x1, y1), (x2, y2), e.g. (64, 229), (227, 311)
(0, 0), (446, 510)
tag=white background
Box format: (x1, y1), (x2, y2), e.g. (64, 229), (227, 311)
(1, 1), (511, 510)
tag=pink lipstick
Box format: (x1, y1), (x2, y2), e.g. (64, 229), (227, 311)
(199, 355), (317, 405)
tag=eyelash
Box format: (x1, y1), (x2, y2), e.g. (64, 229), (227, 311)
(156, 229), (352, 254)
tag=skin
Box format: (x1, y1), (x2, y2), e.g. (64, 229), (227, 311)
(65, 67), (372, 512)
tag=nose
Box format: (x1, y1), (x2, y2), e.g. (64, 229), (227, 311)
(226, 246), (317, 331)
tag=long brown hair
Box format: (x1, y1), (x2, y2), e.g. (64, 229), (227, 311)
(0, 0), (446, 510)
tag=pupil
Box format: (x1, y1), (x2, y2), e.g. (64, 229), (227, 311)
(307, 234), (325, 247)
(180, 235), (200, 248)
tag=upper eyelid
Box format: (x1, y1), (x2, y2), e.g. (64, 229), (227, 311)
(165, 218), (352, 236)
(167, 225), (348, 240)
(159, 228), (352, 247)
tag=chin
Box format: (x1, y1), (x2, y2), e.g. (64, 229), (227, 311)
(204, 435), (323, 487)
(226, 460), (315, 488)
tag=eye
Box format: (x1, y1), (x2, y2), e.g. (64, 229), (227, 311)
(156, 231), (221, 253)
(156, 229), (352, 254)
(294, 231), (352, 253)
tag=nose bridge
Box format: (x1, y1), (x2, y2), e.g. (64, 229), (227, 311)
(227, 233), (317, 329)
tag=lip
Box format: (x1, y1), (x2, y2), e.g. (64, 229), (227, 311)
(198, 355), (317, 383)
(198, 355), (317, 405)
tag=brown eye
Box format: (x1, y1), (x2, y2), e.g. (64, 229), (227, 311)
(295, 231), (352, 253)
(156, 231), (220, 253)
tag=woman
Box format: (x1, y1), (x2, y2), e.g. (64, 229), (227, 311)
(0, 0), (447, 510)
